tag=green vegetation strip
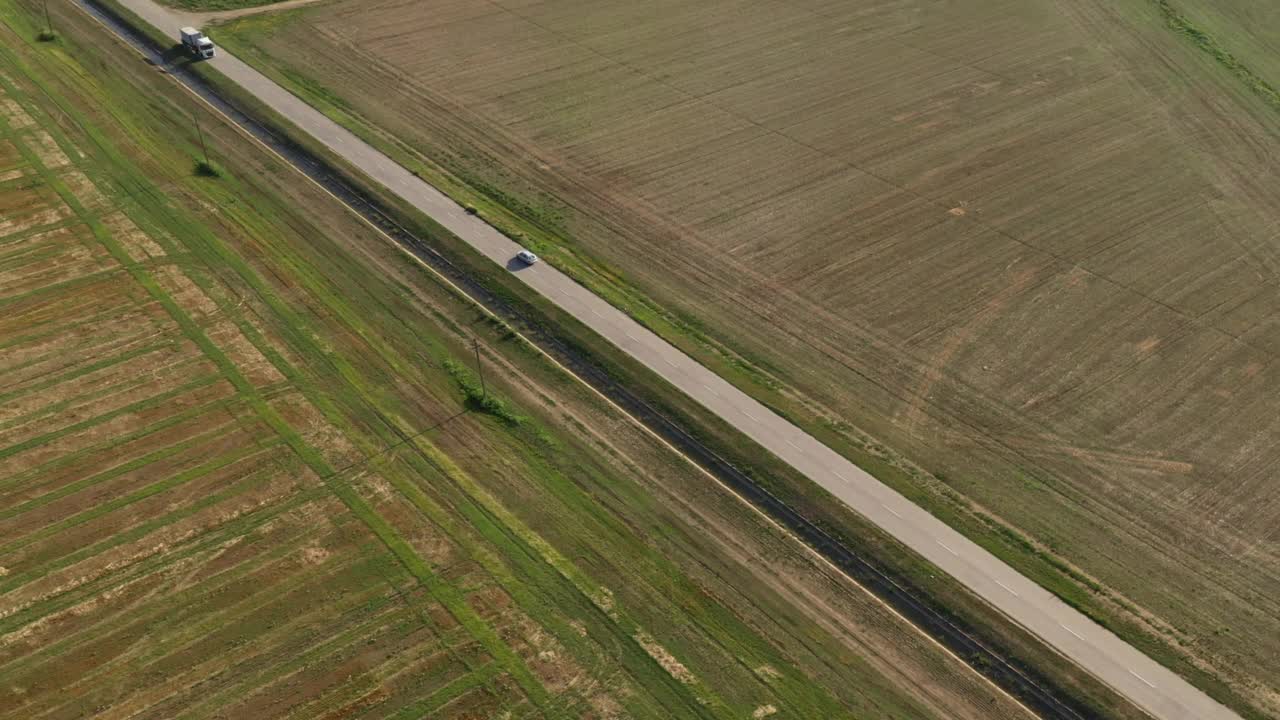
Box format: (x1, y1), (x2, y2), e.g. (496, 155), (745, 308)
(0, 391), (244, 493)
(1, 503), (337, 670)
(0, 469), (324, 638)
(0, 338), (168, 406)
(385, 662), (502, 720)
(0, 421), (246, 520)
(388, 446), (732, 720)
(0, 265), (121, 307)
(1152, 0), (1280, 110)
(0, 374), (222, 461)
(165, 564), (416, 719)
(0, 354), (209, 433)
(0, 444), (277, 574)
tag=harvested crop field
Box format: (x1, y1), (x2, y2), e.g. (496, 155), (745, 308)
(0, 2), (1046, 718)
(213, 0), (1280, 714)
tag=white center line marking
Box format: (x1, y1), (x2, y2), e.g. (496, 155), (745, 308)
(786, 439), (801, 450)
(936, 540), (958, 556)
(590, 308), (602, 317)
(625, 332), (639, 342)
(663, 358), (676, 367)
(1060, 624), (1084, 641)
(881, 503), (902, 518)
(1128, 669), (1156, 688)
(742, 410), (758, 422)
(996, 580), (1020, 597)
(703, 384), (719, 396)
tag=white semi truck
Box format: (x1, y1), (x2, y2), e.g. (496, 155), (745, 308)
(180, 27), (215, 59)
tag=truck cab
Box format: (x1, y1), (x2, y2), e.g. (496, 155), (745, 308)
(180, 27), (216, 59)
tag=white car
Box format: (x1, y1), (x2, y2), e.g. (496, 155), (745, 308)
(516, 249), (539, 265)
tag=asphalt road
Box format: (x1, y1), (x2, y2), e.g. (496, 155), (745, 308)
(102, 3), (1240, 718)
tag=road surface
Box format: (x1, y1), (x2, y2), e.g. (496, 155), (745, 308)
(96, 2), (1240, 718)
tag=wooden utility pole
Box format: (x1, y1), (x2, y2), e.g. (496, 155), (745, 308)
(193, 112), (209, 165)
(472, 337), (487, 400)
(42, 0), (52, 36)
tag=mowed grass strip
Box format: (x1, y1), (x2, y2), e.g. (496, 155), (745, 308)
(0, 384), (243, 490)
(204, 610), (447, 720)
(88, 581), (415, 719)
(383, 661), (504, 720)
(0, 496), (345, 671)
(386, 447), (732, 719)
(0, 415), (262, 522)
(8, 522), (399, 717)
(49, 553), (405, 718)
(0, 352), (212, 440)
(0, 336), (171, 406)
(0, 372), (225, 461)
(0, 283), (148, 354)
(0, 475), (329, 641)
(0, 443), (283, 580)
(1, 317), (174, 395)
(0, 454), (296, 596)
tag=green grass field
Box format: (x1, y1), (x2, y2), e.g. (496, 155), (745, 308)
(204, 1), (1280, 717)
(0, 1), (1053, 717)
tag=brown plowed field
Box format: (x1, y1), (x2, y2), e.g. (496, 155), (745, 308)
(215, 0), (1280, 713)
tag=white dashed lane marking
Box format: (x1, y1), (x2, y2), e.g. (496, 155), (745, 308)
(1129, 670), (1157, 689)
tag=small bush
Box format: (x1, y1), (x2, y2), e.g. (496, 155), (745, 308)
(443, 359), (520, 426)
(193, 160), (221, 178)
(464, 205), (478, 215)
(36, 30), (57, 42)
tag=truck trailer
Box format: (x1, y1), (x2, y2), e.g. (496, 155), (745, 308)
(180, 27), (215, 60)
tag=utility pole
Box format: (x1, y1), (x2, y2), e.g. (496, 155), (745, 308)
(39, 0), (52, 39)
(193, 112), (209, 165)
(472, 337), (487, 400)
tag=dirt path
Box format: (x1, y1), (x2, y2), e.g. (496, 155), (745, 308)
(176, 0), (324, 26)
(82, 1), (1244, 719)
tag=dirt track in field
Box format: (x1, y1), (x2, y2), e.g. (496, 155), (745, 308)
(184, 0), (319, 24)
